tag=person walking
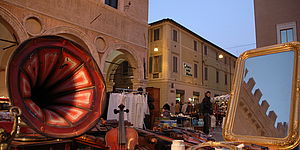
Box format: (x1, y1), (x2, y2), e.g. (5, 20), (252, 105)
(201, 91), (213, 135)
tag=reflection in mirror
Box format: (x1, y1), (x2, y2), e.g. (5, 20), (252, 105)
(232, 51), (294, 138)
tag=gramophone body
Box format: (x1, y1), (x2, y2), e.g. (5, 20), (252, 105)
(0, 35), (195, 150)
(1, 35), (106, 149)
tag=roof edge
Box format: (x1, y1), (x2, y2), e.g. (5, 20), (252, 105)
(149, 18), (237, 58)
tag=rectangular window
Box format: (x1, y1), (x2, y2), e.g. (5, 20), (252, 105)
(194, 64), (198, 78)
(204, 67), (208, 80)
(149, 57), (153, 73)
(172, 29), (178, 42)
(154, 29), (160, 41)
(280, 28), (294, 43)
(194, 40), (198, 51)
(105, 0), (118, 9)
(225, 74), (228, 85)
(204, 45), (208, 55)
(173, 56), (178, 73)
(153, 55), (162, 72)
(277, 22), (297, 44)
(216, 52), (219, 60)
(216, 71), (219, 83)
(225, 57), (227, 64)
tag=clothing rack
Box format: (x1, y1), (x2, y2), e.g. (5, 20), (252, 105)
(114, 88), (147, 95)
(107, 90), (149, 128)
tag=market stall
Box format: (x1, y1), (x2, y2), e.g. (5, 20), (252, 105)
(212, 94), (230, 127)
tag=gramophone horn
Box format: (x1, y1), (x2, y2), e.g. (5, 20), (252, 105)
(6, 35), (106, 138)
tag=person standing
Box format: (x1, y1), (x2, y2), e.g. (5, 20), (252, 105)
(201, 91), (213, 135)
(162, 103), (171, 118)
(175, 100), (180, 114)
(181, 102), (188, 114)
(170, 102), (175, 115)
(186, 102), (193, 114)
(210, 113), (216, 132)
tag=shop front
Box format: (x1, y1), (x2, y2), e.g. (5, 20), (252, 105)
(176, 89), (185, 102)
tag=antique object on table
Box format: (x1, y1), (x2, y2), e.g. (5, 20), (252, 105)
(105, 104), (138, 150)
(0, 107), (21, 150)
(187, 141), (238, 150)
(222, 42), (300, 149)
(3, 35), (106, 149)
(189, 42), (300, 149)
(171, 140), (185, 150)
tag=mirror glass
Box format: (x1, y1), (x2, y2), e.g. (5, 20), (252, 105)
(232, 51), (294, 138)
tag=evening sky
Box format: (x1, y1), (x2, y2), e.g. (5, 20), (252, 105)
(149, 0), (256, 56)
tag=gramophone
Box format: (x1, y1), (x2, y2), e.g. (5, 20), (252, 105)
(0, 35), (106, 149)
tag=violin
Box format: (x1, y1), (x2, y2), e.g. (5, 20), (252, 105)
(105, 104), (138, 150)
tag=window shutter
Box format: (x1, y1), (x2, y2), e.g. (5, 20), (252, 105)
(158, 55), (162, 72)
(149, 57), (153, 73)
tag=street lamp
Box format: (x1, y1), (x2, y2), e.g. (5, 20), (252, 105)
(154, 48), (159, 52)
(218, 54), (224, 59)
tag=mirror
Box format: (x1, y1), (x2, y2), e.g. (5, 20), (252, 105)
(223, 42), (300, 149)
(232, 51), (294, 138)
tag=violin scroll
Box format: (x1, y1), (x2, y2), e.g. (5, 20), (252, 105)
(114, 104), (129, 114)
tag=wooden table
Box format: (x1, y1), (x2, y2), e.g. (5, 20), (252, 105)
(11, 139), (72, 150)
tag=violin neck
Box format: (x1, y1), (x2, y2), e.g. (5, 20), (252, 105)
(118, 110), (127, 145)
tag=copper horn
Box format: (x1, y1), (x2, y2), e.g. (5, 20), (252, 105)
(6, 35), (106, 138)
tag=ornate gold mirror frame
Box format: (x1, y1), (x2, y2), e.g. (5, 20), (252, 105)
(187, 141), (238, 150)
(223, 42), (300, 149)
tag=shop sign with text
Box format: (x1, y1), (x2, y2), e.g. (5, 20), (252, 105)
(183, 62), (192, 76)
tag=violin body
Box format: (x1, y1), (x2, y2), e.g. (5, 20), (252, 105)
(105, 127), (138, 150)
(105, 104), (138, 150)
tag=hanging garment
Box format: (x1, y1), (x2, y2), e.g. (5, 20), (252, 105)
(132, 94), (141, 128)
(107, 93), (128, 121)
(211, 115), (216, 128)
(107, 93), (149, 128)
(126, 93), (136, 125)
(144, 95), (150, 115)
(134, 94), (149, 128)
(181, 104), (188, 113)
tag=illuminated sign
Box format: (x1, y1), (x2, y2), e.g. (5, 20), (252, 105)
(183, 62), (193, 76)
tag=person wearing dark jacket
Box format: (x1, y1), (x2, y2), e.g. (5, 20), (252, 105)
(201, 91), (212, 135)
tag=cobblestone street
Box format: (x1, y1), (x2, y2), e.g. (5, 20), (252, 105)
(211, 126), (224, 141)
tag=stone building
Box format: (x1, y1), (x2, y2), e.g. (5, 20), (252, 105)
(148, 19), (237, 107)
(254, 0), (300, 48)
(0, 0), (149, 97)
(234, 77), (288, 138)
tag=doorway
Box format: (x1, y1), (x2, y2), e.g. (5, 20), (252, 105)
(176, 89), (185, 102)
(104, 49), (139, 92)
(112, 61), (133, 89)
